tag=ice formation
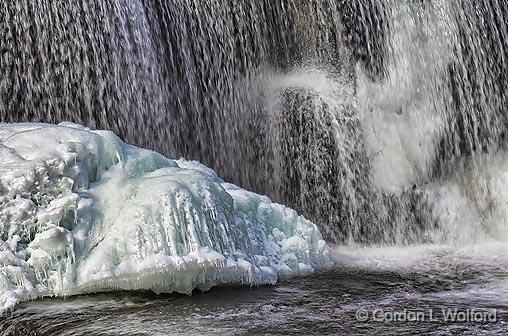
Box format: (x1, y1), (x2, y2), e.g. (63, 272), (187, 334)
(0, 123), (332, 312)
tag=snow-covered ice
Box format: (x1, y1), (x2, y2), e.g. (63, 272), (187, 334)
(0, 123), (332, 312)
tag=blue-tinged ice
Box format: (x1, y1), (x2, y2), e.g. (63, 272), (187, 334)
(0, 123), (332, 312)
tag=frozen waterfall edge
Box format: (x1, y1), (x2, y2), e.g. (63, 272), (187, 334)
(0, 123), (332, 313)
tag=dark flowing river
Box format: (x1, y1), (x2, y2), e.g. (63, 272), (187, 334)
(2, 245), (508, 336)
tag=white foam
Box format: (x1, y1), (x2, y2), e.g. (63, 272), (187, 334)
(0, 123), (332, 312)
(416, 153), (508, 244)
(358, 0), (455, 192)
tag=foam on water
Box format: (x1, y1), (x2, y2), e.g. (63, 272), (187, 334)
(0, 123), (332, 312)
(333, 241), (508, 271)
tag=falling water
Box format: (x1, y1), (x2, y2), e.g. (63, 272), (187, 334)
(1, 0), (507, 245)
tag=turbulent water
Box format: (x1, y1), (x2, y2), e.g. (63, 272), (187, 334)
(1, 0), (508, 334)
(2, 245), (508, 335)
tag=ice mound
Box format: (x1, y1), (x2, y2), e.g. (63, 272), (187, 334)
(0, 123), (332, 312)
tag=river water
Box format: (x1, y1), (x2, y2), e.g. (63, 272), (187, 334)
(2, 245), (508, 336)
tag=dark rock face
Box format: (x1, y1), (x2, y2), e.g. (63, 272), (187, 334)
(274, 88), (367, 241)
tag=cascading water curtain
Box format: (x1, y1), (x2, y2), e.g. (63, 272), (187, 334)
(1, 0), (507, 244)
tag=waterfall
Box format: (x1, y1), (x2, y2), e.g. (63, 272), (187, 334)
(1, 0), (507, 245)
